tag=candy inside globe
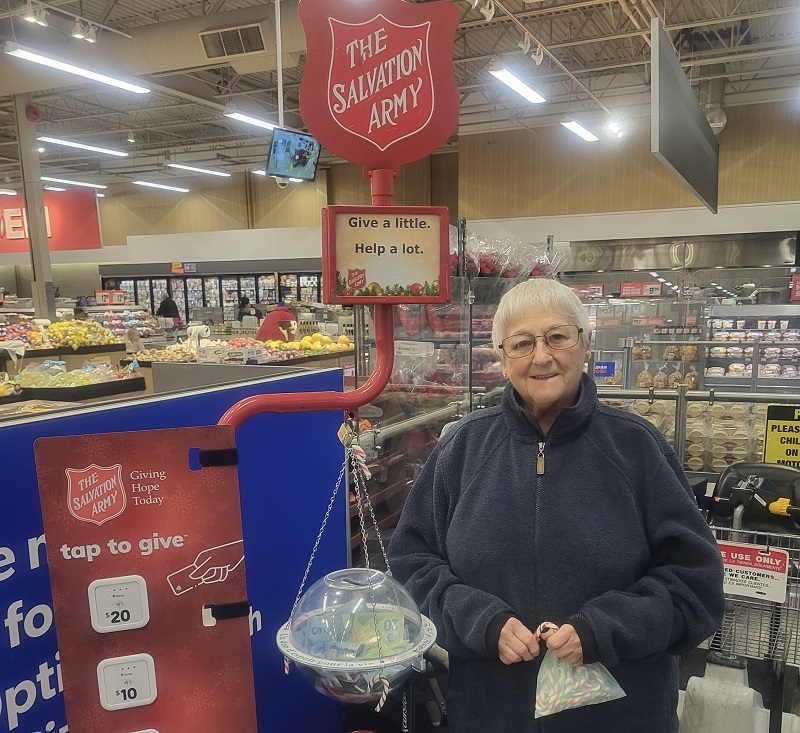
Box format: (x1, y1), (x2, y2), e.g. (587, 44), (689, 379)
(276, 568), (436, 703)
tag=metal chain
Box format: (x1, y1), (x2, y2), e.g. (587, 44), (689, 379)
(350, 439), (392, 575)
(287, 459), (347, 623)
(350, 448), (387, 683)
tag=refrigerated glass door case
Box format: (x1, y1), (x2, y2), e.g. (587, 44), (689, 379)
(152, 279), (169, 313)
(204, 277), (221, 308)
(298, 274), (320, 303)
(136, 280), (152, 311)
(186, 277), (204, 321)
(118, 280), (135, 304)
(170, 278), (187, 323)
(221, 277), (239, 322)
(239, 276), (256, 305)
(258, 274), (277, 304)
(280, 274), (298, 304)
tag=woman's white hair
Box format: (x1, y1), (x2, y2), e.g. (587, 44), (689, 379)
(492, 279), (591, 353)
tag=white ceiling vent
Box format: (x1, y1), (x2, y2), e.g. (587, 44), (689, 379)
(200, 24), (266, 59)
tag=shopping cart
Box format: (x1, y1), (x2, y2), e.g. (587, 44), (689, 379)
(707, 462), (800, 733)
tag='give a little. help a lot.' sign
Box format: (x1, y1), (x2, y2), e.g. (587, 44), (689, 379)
(298, 0), (459, 305)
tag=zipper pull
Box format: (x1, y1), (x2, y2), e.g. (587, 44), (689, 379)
(536, 442), (545, 476)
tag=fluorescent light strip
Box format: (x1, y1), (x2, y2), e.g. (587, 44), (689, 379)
(44, 186), (66, 191)
(4, 42), (150, 94)
(37, 136), (128, 157)
(288, 178), (303, 183)
(96, 193), (105, 198)
(41, 176), (106, 189)
(251, 169), (266, 176)
(649, 271), (659, 277)
(560, 120), (599, 142)
(488, 67), (546, 104)
(223, 108), (276, 131)
(0, 189), (16, 196)
(166, 162), (230, 178)
(132, 180), (190, 193)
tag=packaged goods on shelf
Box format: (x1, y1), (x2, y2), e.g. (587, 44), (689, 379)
(395, 304), (428, 337)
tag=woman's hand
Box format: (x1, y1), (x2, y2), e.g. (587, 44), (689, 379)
(498, 617), (540, 665)
(539, 623), (584, 664)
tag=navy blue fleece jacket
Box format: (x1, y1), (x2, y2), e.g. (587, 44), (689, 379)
(388, 374), (725, 732)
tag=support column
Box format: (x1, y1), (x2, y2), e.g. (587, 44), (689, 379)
(13, 94), (55, 320)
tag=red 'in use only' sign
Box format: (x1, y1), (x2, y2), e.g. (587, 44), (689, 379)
(717, 540), (789, 603)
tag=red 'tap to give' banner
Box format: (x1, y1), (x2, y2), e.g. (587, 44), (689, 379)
(298, 0), (459, 173)
(0, 188), (102, 253)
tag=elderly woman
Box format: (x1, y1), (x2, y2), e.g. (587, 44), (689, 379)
(388, 278), (724, 732)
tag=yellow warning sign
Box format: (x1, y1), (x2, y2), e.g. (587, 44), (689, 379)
(763, 405), (800, 468)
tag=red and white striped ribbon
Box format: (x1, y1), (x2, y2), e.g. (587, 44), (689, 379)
(374, 676), (390, 712)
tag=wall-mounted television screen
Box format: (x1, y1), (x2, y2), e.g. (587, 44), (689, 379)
(265, 129), (321, 182)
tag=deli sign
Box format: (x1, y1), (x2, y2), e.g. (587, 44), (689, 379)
(299, 0), (459, 172)
(0, 189), (102, 253)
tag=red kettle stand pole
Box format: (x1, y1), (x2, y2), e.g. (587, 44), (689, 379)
(218, 170), (396, 430)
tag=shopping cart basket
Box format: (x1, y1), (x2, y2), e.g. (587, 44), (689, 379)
(707, 462), (800, 733)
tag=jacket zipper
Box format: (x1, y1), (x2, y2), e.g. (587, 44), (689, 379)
(536, 441), (546, 476)
(535, 439), (546, 732)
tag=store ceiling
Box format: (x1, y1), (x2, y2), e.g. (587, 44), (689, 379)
(0, 0), (797, 188)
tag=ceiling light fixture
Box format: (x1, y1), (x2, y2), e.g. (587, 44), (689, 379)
(657, 277), (666, 282)
(288, 178), (303, 183)
(561, 118), (599, 142)
(37, 136), (128, 157)
(166, 162), (231, 178)
(126, 130), (135, 143)
(488, 65), (546, 104)
(132, 180), (190, 193)
(37, 146), (45, 153)
(649, 271), (659, 277)
(43, 186), (65, 191)
(518, 34), (532, 56)
(223, 103), (276, 131)
(96, 193), (105, 198)
(608, 120), (624, 138)
(0, 189), (16, 196)
(251, 169), (266, 176)
(4, 42), (150, 94)
(71, 18), (85, 39)
(41, 175), (106, 189)
(23, 0), (37, 23)
(84, 24), (96, 43)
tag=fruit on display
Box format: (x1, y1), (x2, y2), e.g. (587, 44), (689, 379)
(47, 320), (118, 349)
(0, 320), (45, 347)
(134, 347), (196, 363)
(280, 333), (354, 354)
(16, 360), (137, 388)
(89, 310), (160, 338)
(0, 375), (20, 397)
(227, 337), (265, 349)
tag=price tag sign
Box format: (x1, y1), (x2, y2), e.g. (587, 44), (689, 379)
(97, 653), (158, 710)
(718, 540), (789, 603)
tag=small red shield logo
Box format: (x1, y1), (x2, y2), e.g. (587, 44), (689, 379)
(328, 15), (434, 152)
(348, 268), (367, 289)
(66, 464), (126, 525)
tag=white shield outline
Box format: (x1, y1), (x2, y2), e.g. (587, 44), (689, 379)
(66, 463), (127, 526)
(327, 15), (434, 152)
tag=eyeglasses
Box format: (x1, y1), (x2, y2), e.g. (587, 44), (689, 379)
(500, 325), (583, 358)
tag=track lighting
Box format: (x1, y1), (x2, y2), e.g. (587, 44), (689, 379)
(480, 0), (495, 21)
(531, 45), (544, 66)
(23, 0), (47, 26)
(127, 130), (135, 144)
(518, 34), (532, 56)
(71, 18), (84, 39)
(85, 25), (96, 43)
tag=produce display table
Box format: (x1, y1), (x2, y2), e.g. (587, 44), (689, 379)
(0, 343), (126, 371)
(20, 376), (146, 403)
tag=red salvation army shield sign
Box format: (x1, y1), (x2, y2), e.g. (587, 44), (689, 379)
(299, 0), (459, 172)
(66, 463), (126, 525)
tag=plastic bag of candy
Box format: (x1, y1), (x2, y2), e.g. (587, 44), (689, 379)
(534, 622), (625, 718)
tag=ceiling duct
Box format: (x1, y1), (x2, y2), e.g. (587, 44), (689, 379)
(699, 64), (727, 136)
(199, 24), (266, 60)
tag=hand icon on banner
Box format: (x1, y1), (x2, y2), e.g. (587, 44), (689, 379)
(167, 540), (245, 596)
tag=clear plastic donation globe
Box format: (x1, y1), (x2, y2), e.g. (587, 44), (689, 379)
(276, 568), (436, 703)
